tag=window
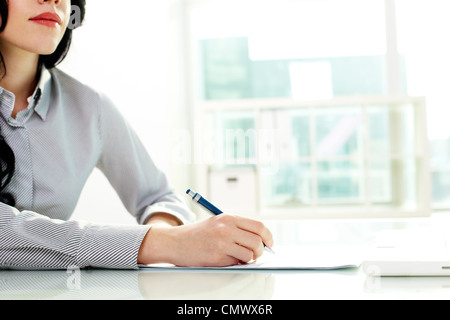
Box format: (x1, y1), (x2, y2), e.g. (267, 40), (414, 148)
(193, 0), (388, 100)
(184, 0), (432, 218)
(396, 0), (450, 209)
(200, 37), (387, 100)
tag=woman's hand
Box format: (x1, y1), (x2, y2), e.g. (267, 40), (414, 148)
(137, 214), (274, 267)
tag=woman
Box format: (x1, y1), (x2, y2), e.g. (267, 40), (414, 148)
(0, 0), (273, 270)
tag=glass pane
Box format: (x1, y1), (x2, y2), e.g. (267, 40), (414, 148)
(201, 38), (252, 100)
(368, 106), (390, 156)
(200, 38), (386, 100)
(432, 171), (450, 205)
(315, 107), (364, 158)
(213, 112), (256, 166)
(261, 162), (312, 207)
(260, 109), (311, 160)
(291, 111), (311, 158)
(316, 161), (363, 203)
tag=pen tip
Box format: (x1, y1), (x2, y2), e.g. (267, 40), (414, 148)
(265, 246), (275, 254)
(186, 189), (191, 194)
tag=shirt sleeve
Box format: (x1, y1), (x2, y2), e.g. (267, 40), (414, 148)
(95, 92), (196, 225)
(0, 202), (150, 270)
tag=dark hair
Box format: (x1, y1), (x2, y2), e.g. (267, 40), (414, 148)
(0, 0), (86, 206)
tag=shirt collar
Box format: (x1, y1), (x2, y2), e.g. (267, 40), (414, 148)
(0, 66), (52, 123)
(32, 66), (52, 121)
(0, 88), (15, 123)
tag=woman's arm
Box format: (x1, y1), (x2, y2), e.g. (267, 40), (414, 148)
(95, 93), (274, 268)
(96, 93), (196, 226)
(0, 203), (150, 270)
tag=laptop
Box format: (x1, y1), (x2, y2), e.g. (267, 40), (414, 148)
(362, 228), (450, 276)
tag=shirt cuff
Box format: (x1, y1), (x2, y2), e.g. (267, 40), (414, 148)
(138, 203), (196, 226)
(76, 224), (150, 269)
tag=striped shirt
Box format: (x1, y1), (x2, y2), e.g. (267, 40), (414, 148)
(0, 67), (195, 270)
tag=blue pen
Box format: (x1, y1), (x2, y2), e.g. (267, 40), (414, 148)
(186, 189), (274, 254)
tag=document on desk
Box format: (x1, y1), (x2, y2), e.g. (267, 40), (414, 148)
(139, 246), (362, 271)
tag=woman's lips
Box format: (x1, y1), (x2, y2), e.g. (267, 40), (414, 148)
(29, 12), (62, 28)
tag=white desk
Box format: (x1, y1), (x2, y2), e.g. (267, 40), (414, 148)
(2, 216), (450, 300)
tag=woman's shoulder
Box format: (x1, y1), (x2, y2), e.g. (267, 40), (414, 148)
(49, 67), (106, 105)
(47, 68), (122, 135)
(49, 67), (125, 129)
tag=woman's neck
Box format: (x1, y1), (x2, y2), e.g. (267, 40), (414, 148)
(0, 42), (39, 118)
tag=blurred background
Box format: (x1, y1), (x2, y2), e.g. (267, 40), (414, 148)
(64, 0), (450, 224)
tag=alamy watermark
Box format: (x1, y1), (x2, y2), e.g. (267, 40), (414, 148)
(66, 265), (81, 290)
(68, 5), (82, 30)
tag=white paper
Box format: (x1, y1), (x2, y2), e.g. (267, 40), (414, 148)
(140, 246), (362, 271)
